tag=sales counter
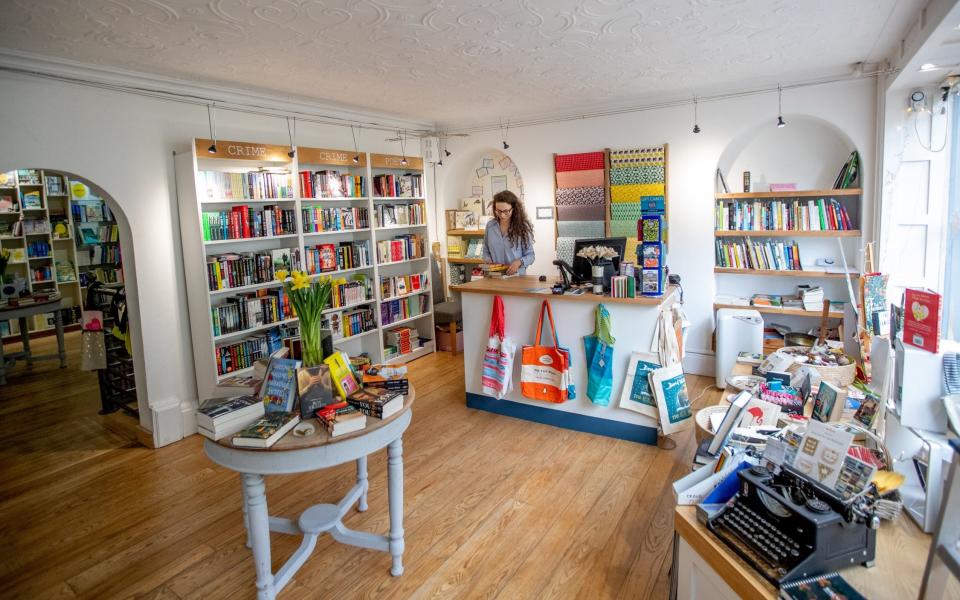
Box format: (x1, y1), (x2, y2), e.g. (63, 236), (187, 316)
(450, 276), (679, 445)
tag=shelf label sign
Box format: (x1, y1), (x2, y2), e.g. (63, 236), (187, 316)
(195, 139), (291, 162)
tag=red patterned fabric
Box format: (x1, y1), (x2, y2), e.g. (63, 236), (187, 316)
(554, 152), (605, 172)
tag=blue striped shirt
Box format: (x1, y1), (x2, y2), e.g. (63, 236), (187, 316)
(482, 219), (535, 274)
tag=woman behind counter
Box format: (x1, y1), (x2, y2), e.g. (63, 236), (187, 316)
(482, 190), (535, 275)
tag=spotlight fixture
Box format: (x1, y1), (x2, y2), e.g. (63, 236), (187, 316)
(397, 130), (408, 166)
(351, 126), (361, 164)
(692, 95), (701, 134)
(206, 104), (218, 154)
(286, 117), (296, 159)
(499, 118), (510, 151)
(502, 141), (510, 150)
(444, 148), (452, 157)
(776, 84), (786, 128)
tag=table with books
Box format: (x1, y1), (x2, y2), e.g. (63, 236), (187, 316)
(203, 379), (414, 600)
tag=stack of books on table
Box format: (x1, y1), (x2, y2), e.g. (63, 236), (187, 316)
(232, 412), (300, 448)
(316, 401), (367, 437)
(799, 285), (824, 311)
(362, 364), (409, 394)
(346, 387), (404, 420)
(197, 395), (265, 440)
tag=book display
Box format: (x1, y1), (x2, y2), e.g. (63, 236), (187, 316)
(176, 140), (434, 400)
(0, 170), (118, 341)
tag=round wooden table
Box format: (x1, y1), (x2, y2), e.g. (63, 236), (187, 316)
(0, 297), (66, 385)
(203, 389), (415, 600)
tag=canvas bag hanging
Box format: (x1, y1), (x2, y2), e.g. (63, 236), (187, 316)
(481, 295), (517, 399)
(80, 310), (107, 371)
(521, 300), (569, 403)
(583, 303), (616, 406)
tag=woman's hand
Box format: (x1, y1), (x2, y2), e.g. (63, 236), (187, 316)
(506, 259), (522, 275)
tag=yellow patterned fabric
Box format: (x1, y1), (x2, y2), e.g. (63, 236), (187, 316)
(611, 183), (665, 202)
(609, 147), (665, 169)
(625, 238), (640, 263)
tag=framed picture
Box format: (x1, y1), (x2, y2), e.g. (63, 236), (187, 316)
(535, 206), (554, 220)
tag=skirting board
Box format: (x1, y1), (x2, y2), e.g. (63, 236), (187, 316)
(683, 349), (715, 377)
(466, 392), (658, 445)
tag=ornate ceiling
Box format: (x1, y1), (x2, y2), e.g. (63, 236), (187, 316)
(0, 0), (920, 125)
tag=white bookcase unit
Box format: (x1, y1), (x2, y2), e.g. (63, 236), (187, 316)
(175, 139), (434, 400)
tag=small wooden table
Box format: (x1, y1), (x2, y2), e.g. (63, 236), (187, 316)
(0, 298), (66, 385)
(203, 390), (415, 600)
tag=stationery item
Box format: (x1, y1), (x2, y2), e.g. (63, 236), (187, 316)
(708, 391), (752, 455)
(618, 351), (661, 417)
(232, 412), (300, 448)
(779, 573), (866, 600)
(520, 300), (569, 403)
(793, 420), (854, 488)
(765, 370), (792, 387)
(811, 381), (846, 422)
(481, 295), (517, 400)
(739, 397), (782, 428)
(834, 455), (877, 500)
(903, 288), (943, 353)
(583, 304), (615, 406)
(759, 383), (805, 414)
(260, 357), (301, 413)
(297, 365), (334, 418)
(649, 363), (693, 435)
(324, 351), (359, 399)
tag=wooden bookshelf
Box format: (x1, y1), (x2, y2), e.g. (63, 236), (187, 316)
(715, 230), (861, 238)
(446, 229), (484, 236)
(715, 188), (861, 199)
(712, 303), (843, 319)
(714, 267), (857, 279)
(175, 140), (434, 401)
(447, 257), (485, 265)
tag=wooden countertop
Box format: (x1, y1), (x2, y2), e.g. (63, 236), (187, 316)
(450, 276), (678, 307)
(675, 504), (944, 599)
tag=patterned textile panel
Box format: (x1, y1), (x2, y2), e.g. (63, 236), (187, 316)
(554, 152), (606, 172)
(555, 186), (605, 206)
(556, 237), (578, 266)
(556, 204), (606, 221)
(558, 220), (605, 238)
(555, 169), (604, 189)
(448, 264), (465, 285)
(625, 238), (641, 265)
(608, 219), (638, 238)
(609, 202), (644, 222)
(609, 146), (665, 169)
(609, 165), (664, 186)
(611, 183), (665, 202)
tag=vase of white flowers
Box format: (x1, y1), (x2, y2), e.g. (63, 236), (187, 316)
(576, 245), (619, 294)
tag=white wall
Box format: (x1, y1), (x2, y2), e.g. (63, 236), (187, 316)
(436, 79), (878, 374)
(0, 70), (432, 445)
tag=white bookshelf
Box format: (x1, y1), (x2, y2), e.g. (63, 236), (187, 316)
(175, 139), (434, 401)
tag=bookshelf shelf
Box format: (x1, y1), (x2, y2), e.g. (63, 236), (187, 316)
(447, 229), (485, 236)
(213, 317), (299, 344)
(714, 267), (857, 279)
(378, 256), (429, 267)
(216, 365), (255, 382)
(712, 302), (843, 319)
(332, 328), (380, 343)
(28, 255), (52, 260)
(447, 257), (484, 264)
(714, 230), (861, 238)
(375, 224), (427, 231)
(384, 340), (435, 365)
(715, 188), (862, 200)
(382, 310), (432, 328)
(176, 139), (434, 399)
(382, 289), (431, 302)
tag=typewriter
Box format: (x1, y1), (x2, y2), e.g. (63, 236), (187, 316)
(707, 464), (877, 585)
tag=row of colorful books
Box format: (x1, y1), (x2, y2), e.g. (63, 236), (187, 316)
(372, 174), (422, 198)
(330, 276), (372, 309)
(205, 249), (300, 292)
(324, 307), (376, 340)
(201, 170), (294, 200)
(374, 202), (425, 227)
(214, 325), (289, 376)
(380, 272), (427, 300)
(303, 241), (372, 274)
(715, 198), (854, 231)
(715, 238), (803, 271)
(201, 206), (297, 241)
(302, 206), (369, 233)
(380, 294), (429, 326)
(298, 170), (364, 199)
(211, 289), (292, 337)
(376, 234), (425, 264)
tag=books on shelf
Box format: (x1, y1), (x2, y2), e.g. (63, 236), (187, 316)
(201, 171), (294, 200)
(22, 219), (50, 235)
(798, 285), (824, 311)
(304, 241), (371, 274)
(210, 288), (292, 336)
(17, 169), (41, 185)
(0, 191), (17, 213)
(463, 238), (484, 259)
(45, 175), (64, 195)
(330, 276), (372, 309)
(197, 395), (265, 440)
(71, 200), (113, 222)
(346, 387), (403, 419)
(316, 402), (367, 437)
(201, 205), (297, 241)
(380, 294), (429, 326)
(372, 174), (422, 198)
(380, 272), (428, 299)
(206, 249), (300, 292)
(232, 411), (300, 448)
(715, 197), (853, 231)
(299, 170), (365, 199)
(376, 234), (425, 264)
(375, 202), (425, 227)
(215, 325), (292, 376)
(715, 238), (802, 271)
(323, 306), (376, 340)
(21, 191), (42, 209)
(302, 205), (369, 233)
(384, 326), (423, 358)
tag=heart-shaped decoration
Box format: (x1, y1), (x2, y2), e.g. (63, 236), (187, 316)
(912, 301), (930, 321)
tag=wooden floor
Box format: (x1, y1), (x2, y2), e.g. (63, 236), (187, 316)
(0, 333), (722, 600)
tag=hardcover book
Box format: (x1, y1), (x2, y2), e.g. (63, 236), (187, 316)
(260, 357), (302, 413)
(232, 412), (300, 448)
(297, 365), (334, 417)
(346, 387), (403, 419)
(903, 288), (943, 353)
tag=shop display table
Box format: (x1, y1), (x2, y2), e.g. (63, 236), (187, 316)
(0, 298), (66, 385)
(451, 276), (678, 444)
(203, 390), (414, 600)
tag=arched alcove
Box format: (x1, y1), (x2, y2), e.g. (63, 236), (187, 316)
(0, 167), (146, 421)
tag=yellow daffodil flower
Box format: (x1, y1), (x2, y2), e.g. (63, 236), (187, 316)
(275, 269), (289, 281)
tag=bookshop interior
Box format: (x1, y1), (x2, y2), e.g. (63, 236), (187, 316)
(4, 3), (960, 599)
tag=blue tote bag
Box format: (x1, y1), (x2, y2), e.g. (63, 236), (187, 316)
(583, 304), (615, 405)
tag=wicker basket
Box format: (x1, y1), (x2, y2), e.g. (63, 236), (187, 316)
(694, 405), (730, 445)
(779, 346), (857, 388)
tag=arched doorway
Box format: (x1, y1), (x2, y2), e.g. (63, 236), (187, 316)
(1, 168), (143, 428)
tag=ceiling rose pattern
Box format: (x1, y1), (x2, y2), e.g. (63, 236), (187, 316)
(0, 0), (907, 123)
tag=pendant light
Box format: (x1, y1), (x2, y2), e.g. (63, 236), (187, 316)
(398, 131), (408, 166)
(286, 117), (296, 159)
(350, 126), (360, 164)
(777, 84), (786, 128)
(499, 118), (510, 150)
(206, 104), (217, 154)
(692, 95), (701, 134)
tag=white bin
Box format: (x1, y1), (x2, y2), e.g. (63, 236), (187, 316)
(715, 308), (763, 389)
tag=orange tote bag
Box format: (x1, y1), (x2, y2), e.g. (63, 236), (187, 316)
(520, 300), (569, 403)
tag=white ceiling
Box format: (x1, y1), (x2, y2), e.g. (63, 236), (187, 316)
(0, 0), (924, 126)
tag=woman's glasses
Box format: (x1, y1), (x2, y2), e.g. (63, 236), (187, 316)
(494, 207), (513, 216)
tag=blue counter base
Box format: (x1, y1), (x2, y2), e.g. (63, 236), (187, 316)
(466, 392), (658, 446)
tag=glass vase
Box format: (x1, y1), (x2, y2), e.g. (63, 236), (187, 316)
(300, 317), (324, 367)
(591, 264), (605, 295)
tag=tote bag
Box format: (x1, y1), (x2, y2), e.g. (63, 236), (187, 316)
(583, 304), (615, 406)
(481, 295), (516, 399)
(521, 300), (569, 403)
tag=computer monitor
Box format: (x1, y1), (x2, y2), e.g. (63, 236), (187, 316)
(571, 237), (627, 288)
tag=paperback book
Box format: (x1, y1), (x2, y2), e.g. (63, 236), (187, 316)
(346, 387), (403, 419)
(232, 412), (300, 448)
(260, 357), (302, 413)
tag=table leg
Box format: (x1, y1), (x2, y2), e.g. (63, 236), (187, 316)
(356, 455), (368, 512)
(241, 478), (252, 549)
(55, 310), (66, 368)
(242, 473), (276, 600)
(0, 330), (6, 385)
(387, 437), (405, 576)
(18, 317), (31, 365)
